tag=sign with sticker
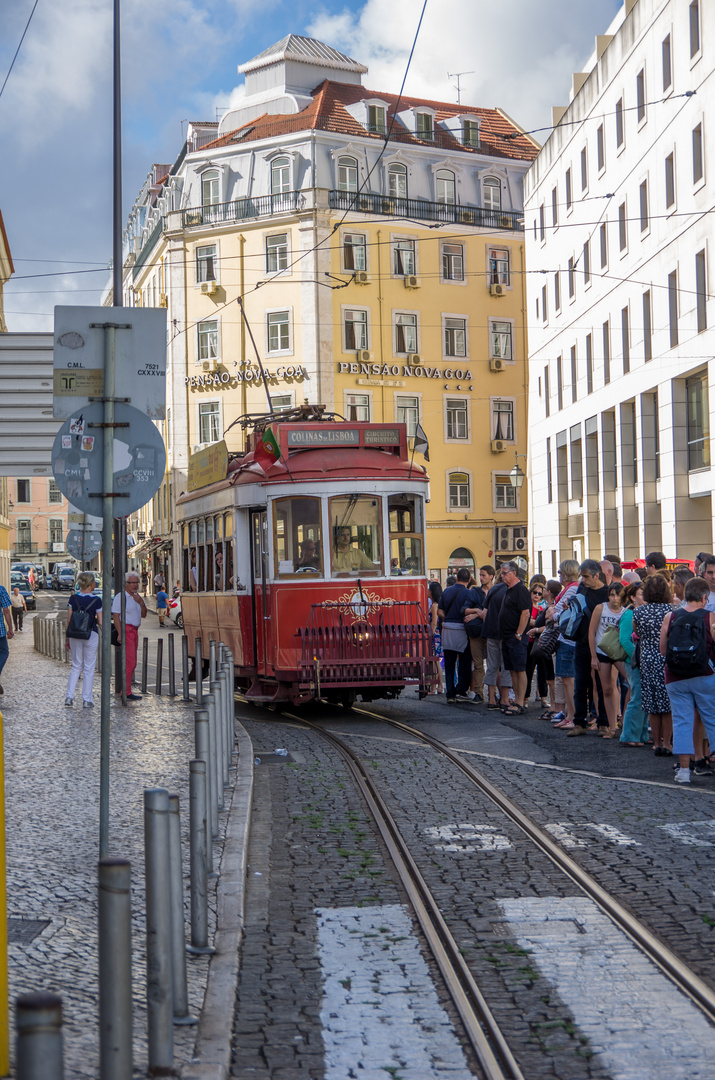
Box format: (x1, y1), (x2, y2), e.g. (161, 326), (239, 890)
(81, 436), (94, 452)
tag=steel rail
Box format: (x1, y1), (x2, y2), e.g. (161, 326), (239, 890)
(280, 710), (525, 1080)
(351, 706), (715, 1025)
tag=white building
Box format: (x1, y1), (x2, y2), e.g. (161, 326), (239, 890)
(525, 0), (713, 572)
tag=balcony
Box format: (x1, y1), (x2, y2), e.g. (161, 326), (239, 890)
(182, 191), (302, 230)
(329, 191), (523, 231)
(12, 541), (38, 555)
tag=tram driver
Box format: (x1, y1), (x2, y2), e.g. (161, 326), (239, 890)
(333, 526), (375, 574)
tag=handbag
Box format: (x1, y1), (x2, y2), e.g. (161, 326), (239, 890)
(532, 624), (559, 659)
(598, 625), (627, 662)
(111, 624), (120, 647)
(66, 599), (98, 641)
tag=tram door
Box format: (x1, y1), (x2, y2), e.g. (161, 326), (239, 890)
(251, 510), (270, 675)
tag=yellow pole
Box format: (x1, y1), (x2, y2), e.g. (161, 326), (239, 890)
(0, 711), (8, 1075)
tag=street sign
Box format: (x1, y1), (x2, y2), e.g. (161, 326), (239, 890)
(66, 530), (103, 561)
(53, 306), (167, 420)
(50, 402), (166, 518)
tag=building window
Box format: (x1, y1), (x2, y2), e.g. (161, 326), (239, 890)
(463, 119), (479, 147)
(271, 156), (291, 194)
(586, 332), (593, 393)
(541, 285), (548, 324)
(580, 146), (588, 191)
(488, 247), (509, 286)
(393, 239), (415, 276)
(395, 313), (418, 355)
(344, 309), (368, 351)
(567, 257), (575, 299)
(266, 233), (288, 273)
(196, 245), (217, 283)
(388, 163), (407, 199)
(494, 475), (516, 510)
(198, 401), (221, 444)
(449, 471), (470, 509)
(396, 395), (419, 436)
(690, 0), (700, 58)
(554, 271), (561, 311)
(556, 355), (563, 411)
(48, 479), (62, 504)
(345, 393), (370, 421)
(16, 479), (30, 503)
(49, 519), (63, 546)
(618, 202), (627, 251)
(343, 232), (366, 271)
(551, 185), (558, 228)
(202, 170), (219, 207)
(665, 152), (675, 208)
(597, 124), (605, 171)
(490, 320), (512, 360)
(603, 320), (611, 385)
(687, 372), (710, 470)
(338, 156), (358, 192)
(621, 307), (630, 374)
(270, 394), (293, 414)
(546, 438), (553, 502)
(570, 346), (578, 402)
(662, 34), (672, 91)
(197, 319), (219, 362)
(693, 123), (703, 184)
(442, 243), (464, 281)
(446, 399), (468, 440)
(436, 170), (456, 205)
(643, 290), (652, 361)
(267, 310), (291, 353)
(639, 180), (649, 232)
(615, 98), (624, 148)
(600, 223), (608, 269)
(492, 400), (514, 441)
(565, 169), (572, 212)
(583, 240), (590, 285)
(668, 270), (678, 347)
(696, 250), (707, 333)
(16, 519), (31, 547)
(444, 317), (466, 357)
(416, 112), (433, 140)
(544, 365), (550, 417)
(368, 104), (386, 134)
(539, 204), (545, 242)
(636, 69), (646, 122)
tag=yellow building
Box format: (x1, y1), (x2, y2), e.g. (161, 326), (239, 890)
(123, 36), (537, 582)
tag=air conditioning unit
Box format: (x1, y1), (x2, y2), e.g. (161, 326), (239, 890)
(490, 357), (505, 372)
(408, 353), (421, 364)
(355, 271), (370, 284)
(359, 196), (372, 212)
(185, 211), (202, 226)
(201, 280), (218, 295)
(498, 526), (514, 551)
(491, 439), (507, 453)
(159, 293), (168, 308)
(404, 275), (420, 289)
(513, 526), (528, 551)
(490, 283), (506, 297)
(192, 443), (209, 454)
(358, 349), (371, 362)
(498, 215), (512, 229)
(202, 360), (219, 372)
(460, 210), (476, 224)
(381, 198), (396, 214)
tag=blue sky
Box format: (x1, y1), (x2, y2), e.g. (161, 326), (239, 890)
(0, 0), (620, 330)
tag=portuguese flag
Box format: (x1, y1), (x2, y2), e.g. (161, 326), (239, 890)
(253, 427), (281, 472)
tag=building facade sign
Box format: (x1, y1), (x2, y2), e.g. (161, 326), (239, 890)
(338, 362), (473, 380)
(185, 365), (305, 389)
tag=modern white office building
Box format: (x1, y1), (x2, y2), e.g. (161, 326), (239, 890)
(525, 0), (713, 572)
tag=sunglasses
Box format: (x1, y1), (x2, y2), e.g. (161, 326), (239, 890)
(531, 589), (543, 595)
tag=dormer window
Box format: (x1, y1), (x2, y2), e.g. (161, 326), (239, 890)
(202, 170), (219, 207)
(368, 105), (386, 135)
(388, 163), (407, 199)
(463, 119), (479, 148)
(416, 113), (434, 141)
(483, 177), (501, 211)
(271, 156), (291, 195)
(338, 156), (358, 193)
(436, 170), (456, 205)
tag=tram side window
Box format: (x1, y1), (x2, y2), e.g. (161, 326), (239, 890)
(273, 496), (323, 576)
(329, 495), (381, 577)
(188, 522), (198, 591)
(213, 515), (224, 590)
(389, 494), (424, 575)
(197, 519), (206, 591)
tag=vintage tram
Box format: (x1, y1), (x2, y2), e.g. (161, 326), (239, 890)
(176, 412), (438, 704)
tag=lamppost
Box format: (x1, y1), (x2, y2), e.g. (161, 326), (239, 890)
(508, 453), (527, 490)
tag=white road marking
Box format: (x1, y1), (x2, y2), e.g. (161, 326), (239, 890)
(315, 905), (472, 1079)
(544, 823), (586, 848)
(658, 818), (715, 847)
(583, 823), (640, 846)
(424, 823), (512, 851)
(498, 896), (715, 1079)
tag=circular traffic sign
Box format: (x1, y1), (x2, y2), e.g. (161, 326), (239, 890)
(66, 529), (103, 561)
(51, 403), (166, 518)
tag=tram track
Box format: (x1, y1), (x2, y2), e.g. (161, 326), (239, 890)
(252, 698), (715, 1079)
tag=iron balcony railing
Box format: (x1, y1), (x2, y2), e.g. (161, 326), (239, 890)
(329, 190), (523, 230)
(182, 191), (301, 229)
(13, 541), (38, 554)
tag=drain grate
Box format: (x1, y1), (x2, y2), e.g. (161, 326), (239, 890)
(8, 918), (50, 945)
(254, 752), (294, 765)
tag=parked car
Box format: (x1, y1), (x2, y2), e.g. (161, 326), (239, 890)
(10, 572), (36, 611)
(11, 563), (37, 588)
(167, 596), (183, 629)
(33, 565), (46, 588)
(51, 566), (76, 591)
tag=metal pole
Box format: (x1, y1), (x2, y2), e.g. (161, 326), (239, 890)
(228, 648), (237, 763)
(144, 788), (173, 1073)
(195, 637), (203, 706)
(193, 710), (215, 875)
(204, 693), (221, 835)
(218, 670), (230, 789)
(168, 633), (176, 697)
(187, 761), (214, 954)
(141, 636), (149, 695)
(181, 635), (190, 701)
(155, 636), (163, 696)
(207, 688), (224, 813)
(116, 517), (126, 702)
(99, 857), (133, 1079)
(16, 993), (63, 1080)
(99, 324), (116, 859)
(209, 639), (217, 684)
(168, 795), (197, 1025)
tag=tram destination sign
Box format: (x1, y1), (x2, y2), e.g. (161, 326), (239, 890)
(285, 427), (402, 448)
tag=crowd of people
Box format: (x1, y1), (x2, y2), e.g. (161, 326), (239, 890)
(428, 551), (715, 783)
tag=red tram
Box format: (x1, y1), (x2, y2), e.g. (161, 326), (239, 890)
(176, 413), (439, 704)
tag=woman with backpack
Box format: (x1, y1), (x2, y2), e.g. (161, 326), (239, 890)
(633, 573), (673, 756)
(588, 582), (626, 738)
(547, 560), (580, 728)
(660, 577), (715, 784)
(64, 572), (102, 709)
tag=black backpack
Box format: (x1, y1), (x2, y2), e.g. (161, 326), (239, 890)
(665, 609), (711, 676)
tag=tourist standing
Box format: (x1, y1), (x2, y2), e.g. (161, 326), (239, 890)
(111, 572), (147, 700)
(10, 587), (26, 631)
(64, 572), (102, 708)
(437, 568), (473, 703)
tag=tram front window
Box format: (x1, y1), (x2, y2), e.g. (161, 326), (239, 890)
(273, 496), (323, 576)
(389, 494), (424, 575)
(330, 496), (381, 577)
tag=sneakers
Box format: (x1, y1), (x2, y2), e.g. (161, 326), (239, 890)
(125, 693), (143, 701)
(693, 758), (712, 775)
(566, 725), (587, 737)
(674, 767), (692, 784)
(64, 697), (74, 707)
(550, 711), (567, 723)
(82, 701), (94, 709)
(455, 693), (474, 702)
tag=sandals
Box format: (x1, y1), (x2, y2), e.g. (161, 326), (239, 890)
(539, 709), (559, 721)
(502, 704), (526, 716)
(599, 729), (619, 739)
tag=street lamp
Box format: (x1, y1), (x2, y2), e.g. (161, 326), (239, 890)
(508, 453), (527, 489)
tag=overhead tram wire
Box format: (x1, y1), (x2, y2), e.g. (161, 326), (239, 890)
(0, 0), (40, 104)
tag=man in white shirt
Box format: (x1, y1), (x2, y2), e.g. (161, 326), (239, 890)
(112, 572), (147, 700)
(701, 556), (715, 613)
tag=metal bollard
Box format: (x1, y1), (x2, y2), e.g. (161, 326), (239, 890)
(187, 761), (216, 955)
(144, 788), (174, 1073)
(155, 636), (164, 696)
(168, 795), (197, 1025)
(209, 639), (217, 684)
(228, 649), (237, 762)
(218, 670), (230, 789)
(168, 633), (176, 697)
(99, 858), (133, 1079)
(204, 693), (222, 832)
(194, 710), (215, 874)
(16, 992), (63, 1080)
(181, 636), (190, 701)
(210, 679), (226, 796)
(141, 637), (149, 695)
(207, 688), (224, 814)
(195, 637), (203, 706)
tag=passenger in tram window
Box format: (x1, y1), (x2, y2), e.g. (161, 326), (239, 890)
(332, 526), (374, 574)
(296, 539), (321, 571)
(390, 558), (404, 576)
(215, 546), (224, 590)
(189, 549), (198, 591)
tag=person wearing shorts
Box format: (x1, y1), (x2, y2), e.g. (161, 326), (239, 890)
(498, 562), (531, 714)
